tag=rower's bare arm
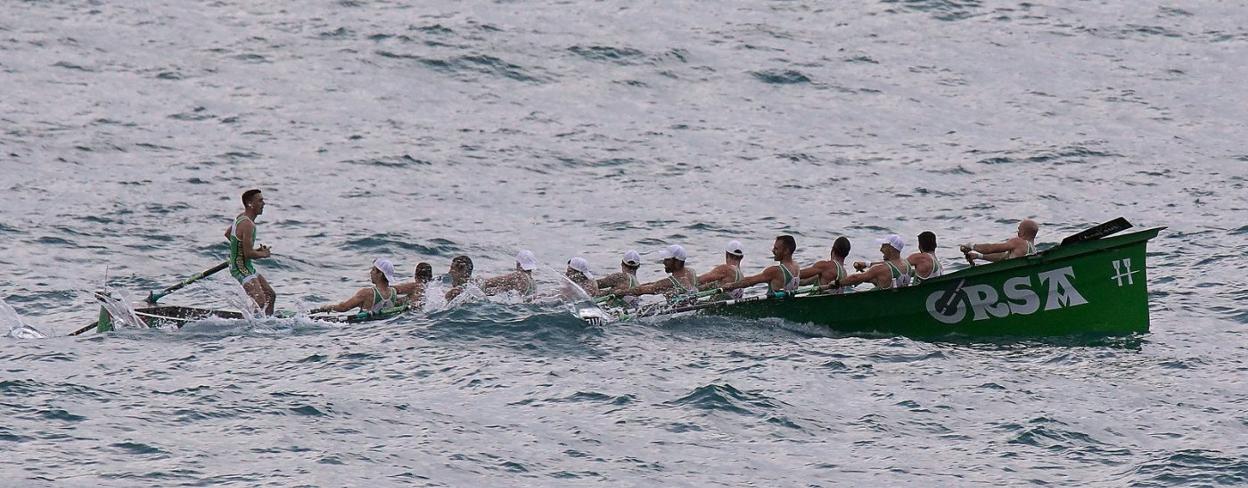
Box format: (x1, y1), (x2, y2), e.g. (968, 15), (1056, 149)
(236, 223), (270, 259)
(971, 241), (1014, 255)
(696, 267), (726, 290)
(480, 275), (510, 294)
(798, 264), (822, 286)
(596, 274), (621, 289)
(722, 267), (774, 291)
(316, 289), (368, 313)
(627, 279), (673, 296)
(978, 252), (1010, 262)
(223, 226), (232, 242)
(839, 266), (882, 287)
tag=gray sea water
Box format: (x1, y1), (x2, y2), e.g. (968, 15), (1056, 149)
(2, 0), (1247, 485)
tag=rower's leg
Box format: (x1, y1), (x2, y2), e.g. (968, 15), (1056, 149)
(242, 279), (268, 315)
(258, 275), (276, 316)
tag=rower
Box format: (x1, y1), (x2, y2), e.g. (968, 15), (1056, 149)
(616, 245), (699, 302)
(910, 231), (943, 285)
(394, 262), (435, 305)
(849, 232), (943, 285)
(565, 257), (600, 297)
(800, 236), (850, 294)
(481, 250), (539, 296)
(415, 262), (433, 283)
(312, 259), (401, 314)
(222, 189), (276, 315)
(698, 240), (746, 300)
(960, 219), (1040, 264)
(596, 250), (643, 307)
(720, 235), (800, 297)
(445, 256), (475, 301)
(841, 234), (912, 290)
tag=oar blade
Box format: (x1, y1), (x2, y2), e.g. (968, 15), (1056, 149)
(1060, 217), (1132, 246)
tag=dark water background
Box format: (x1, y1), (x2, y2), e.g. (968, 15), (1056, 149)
(2, 0), (1246, 485)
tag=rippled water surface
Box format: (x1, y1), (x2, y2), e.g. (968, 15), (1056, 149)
(2, 0), (1247, 485)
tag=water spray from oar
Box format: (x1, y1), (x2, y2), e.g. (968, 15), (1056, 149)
(1, 297), (47, 339)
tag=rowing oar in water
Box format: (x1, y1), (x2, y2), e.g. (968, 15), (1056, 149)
(69, 261), (230, 336)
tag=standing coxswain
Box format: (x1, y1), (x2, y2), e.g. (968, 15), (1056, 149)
(223, 189), (276, 315)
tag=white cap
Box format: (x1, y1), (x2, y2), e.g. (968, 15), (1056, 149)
(568, 257), (593, 280)
(876, 234), (905, 253)
(658, 244), (687, 262)
(516, 249), (538, 271)
(373, 258), (398, 285)
(622, 250), (642, 267)
(725, 240), (744, 257)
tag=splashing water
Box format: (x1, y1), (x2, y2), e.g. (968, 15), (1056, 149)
(0, 297), (47, 339)
(529, 264), (610, 325)
(94, 289), (147, 330)
(422, 278), (449, 311)
(194, 279), (262, 320)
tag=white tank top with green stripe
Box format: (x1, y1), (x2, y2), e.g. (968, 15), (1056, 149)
(769, 262), (800, 294)
(883, 261), (912, 289)
(911, 253), (943, 285)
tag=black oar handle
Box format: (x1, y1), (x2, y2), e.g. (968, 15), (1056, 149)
(147, 261), (229, 304)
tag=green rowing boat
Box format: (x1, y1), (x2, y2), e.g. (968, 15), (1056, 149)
(698, 227), (1163, 338)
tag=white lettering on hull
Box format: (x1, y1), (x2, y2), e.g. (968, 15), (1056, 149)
(926, 266), (1087, 325)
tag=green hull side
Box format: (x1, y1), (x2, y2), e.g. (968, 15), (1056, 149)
(97, 305), (113, 334)
(709, 227), (1162, 338)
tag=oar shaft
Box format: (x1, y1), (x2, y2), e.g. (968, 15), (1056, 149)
(147, 261), (229, 304)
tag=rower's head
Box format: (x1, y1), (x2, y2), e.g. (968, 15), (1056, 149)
(1018, 219), (1040, 240)
(242, 189), (264, 215)
(876, 234), (904, 259)
(449, 255), (474, 282)
(621, 250), (642, 274)
(724, 240), (745, 264)
(831, 237), (851, 259)
(415, 262), (433, 283)
(773, 235), (796, 261)
(918, 231), (937, 253)
(371, 258), (397, 286)
(566, 257), (593, 282)
(515, 249), (538, 273)
(659, 244), (687, 273)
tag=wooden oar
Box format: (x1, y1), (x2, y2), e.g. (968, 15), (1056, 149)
(146, 261), (229, 304)
(69, 318), (100, 336)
